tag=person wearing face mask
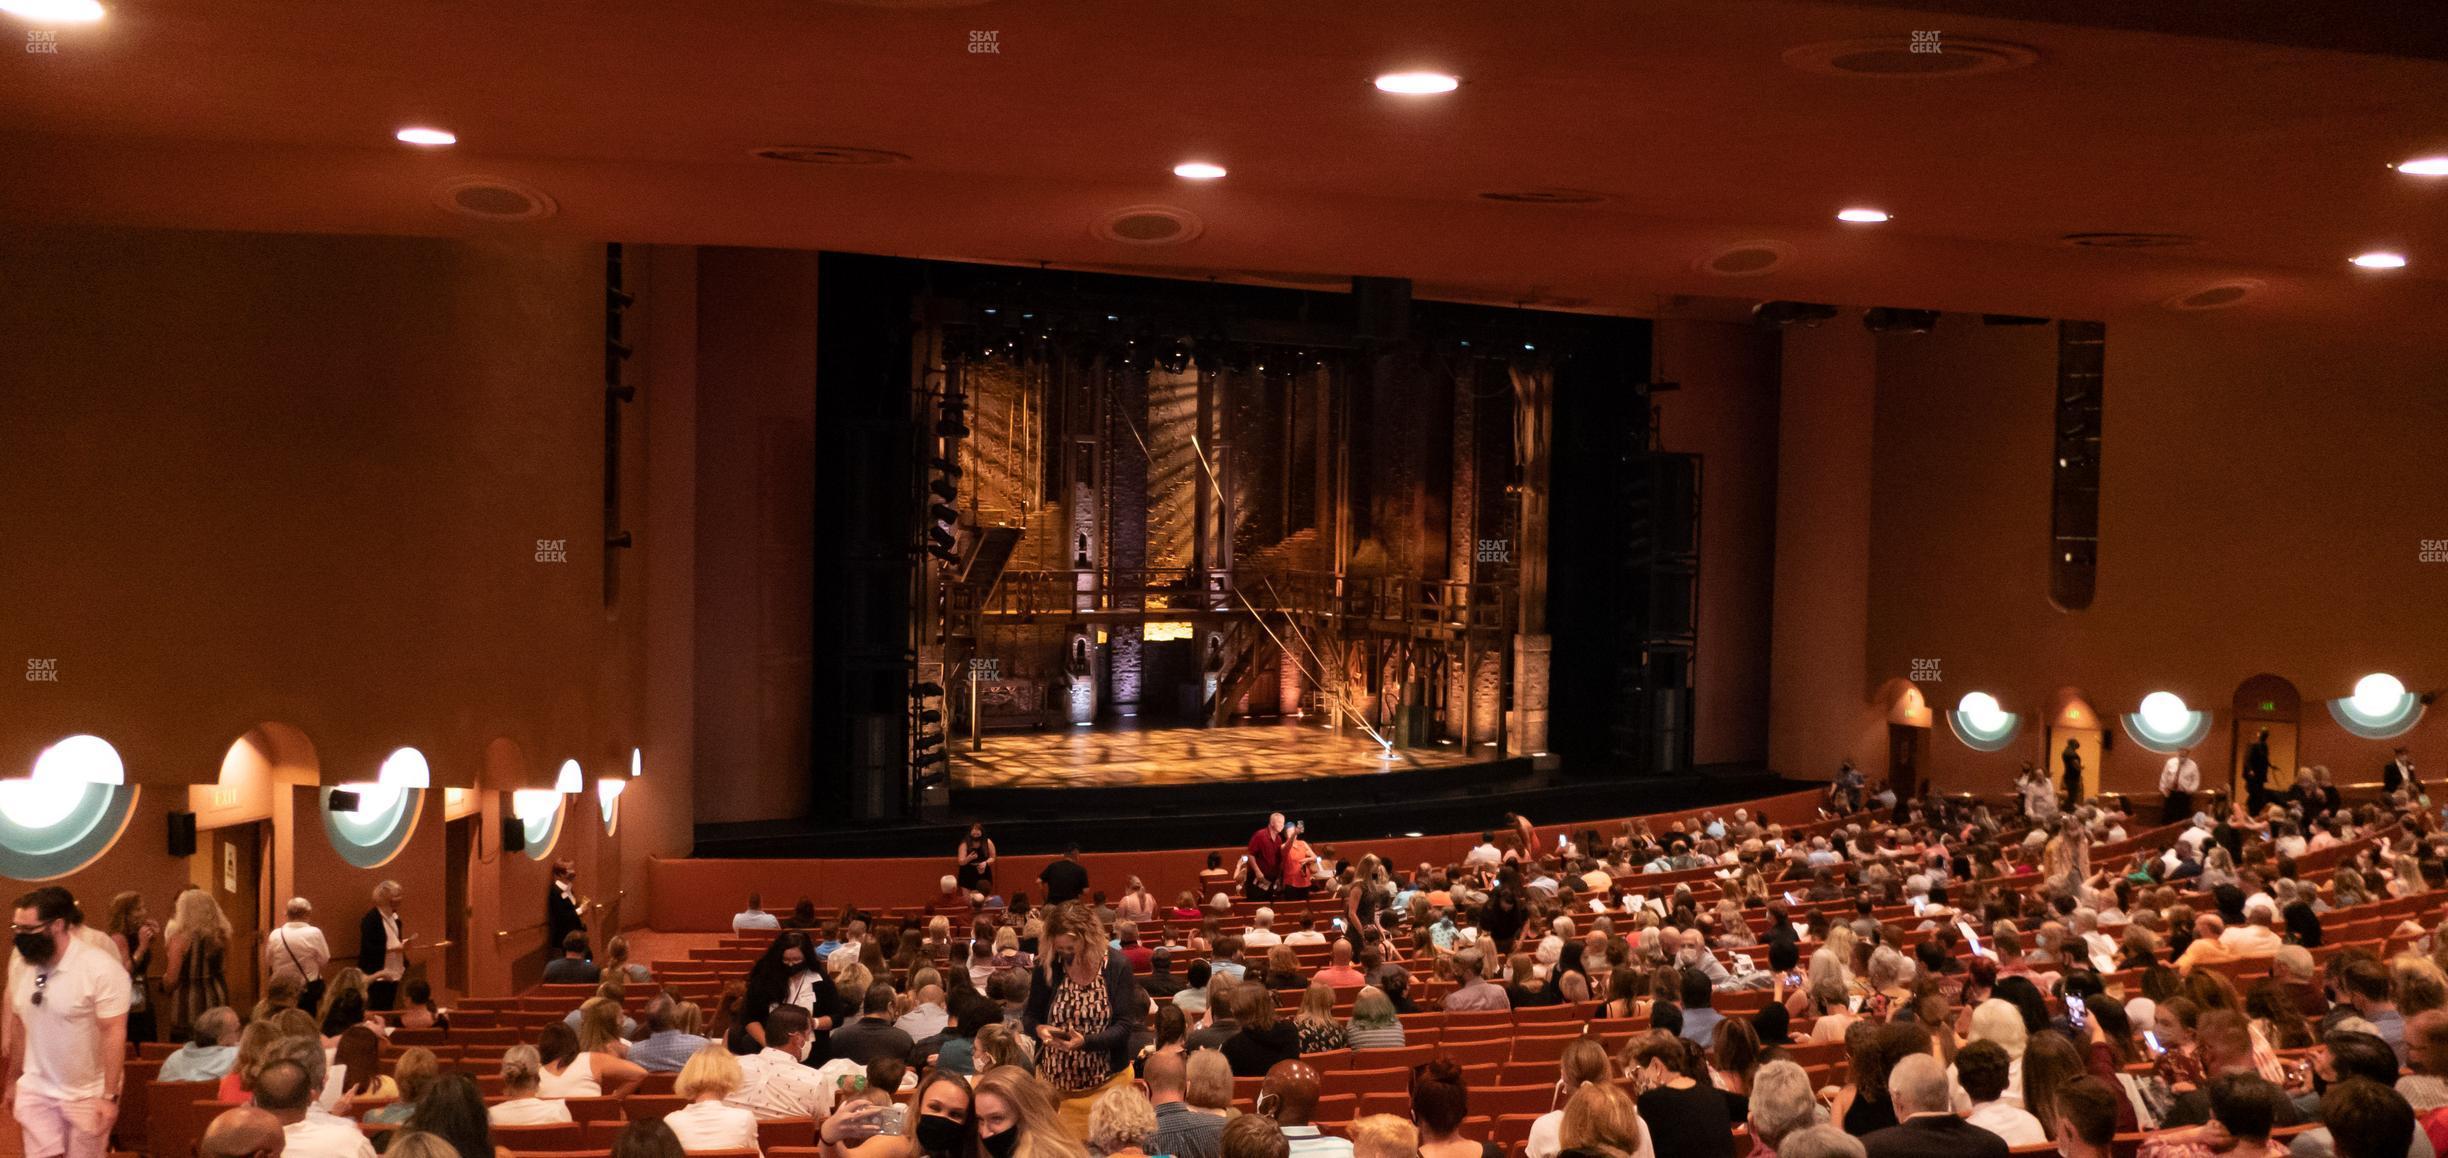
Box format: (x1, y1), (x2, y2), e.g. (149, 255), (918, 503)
(1023, 903), (1147, 1134)
(821, 1068), (978, 1158)
(6, 886), (131, 1158)
(732, 1006), (828, 1120)
(970, 1064), (1087, 1158)
(1625, 1032), (1737, 1158)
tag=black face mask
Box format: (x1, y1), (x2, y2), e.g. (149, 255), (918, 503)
(915, 1113), (966, 1155)
(14, 931), (56, 966)
(981, 1129), (1019, 1158)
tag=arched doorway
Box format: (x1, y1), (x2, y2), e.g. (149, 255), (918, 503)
(2232, 675), (2301, 810)
(1877, 679), (1932, 800)
(2045, 688), (2104, 805)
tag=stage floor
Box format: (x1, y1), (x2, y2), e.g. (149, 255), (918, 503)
(951, 723), (1484, 789)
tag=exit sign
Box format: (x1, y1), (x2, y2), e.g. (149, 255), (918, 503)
(2259, 701), (2276, 711)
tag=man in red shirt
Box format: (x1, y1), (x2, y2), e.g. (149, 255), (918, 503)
(1244, 813), (1287, 900)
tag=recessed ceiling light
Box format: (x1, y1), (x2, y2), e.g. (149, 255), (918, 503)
(1173, 161), (1227, 180)
(1375, 71), (1460, 95)
(2393, 156), (2448, 177)
(1836, 207), (1891, 223)
(396, 127), (457, 147)
(2351, 251), (2409, 269)
(1, 0), (104, 22)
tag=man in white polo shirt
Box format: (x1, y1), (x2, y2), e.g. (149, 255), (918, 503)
(4, 886), (131, 1158)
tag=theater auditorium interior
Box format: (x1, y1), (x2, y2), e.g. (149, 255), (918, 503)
(3, 3), (2447, 1158)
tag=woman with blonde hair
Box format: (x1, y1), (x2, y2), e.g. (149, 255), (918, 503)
(162, 886), (232, 1040)
(2392, 854), (2432, 898)
(1114, 877), (1158, 926)
(316, 967), (380, 1039)
(538, 1018), (647, 1099)
(215, 1019), (287, 1102)
(1293, 981), (1346, 1053)
(577, 996), (633, 1058)
(835, 962), (876, 1012)
(1024, 903), (1144, 1133)
(366, 1047), (439, 1125)
(1528, 1037), (1615, 1158)
(1957, 999), (2030, 1107)
(604, 935), (653, 985)
(1557, 1083), (1645, 1158)
(973, 1065), (1086, 1158)
(490, 1044), (575, 1125)
(1086, 1084), (1158, 1158)
(663, 1044), (759, 1153)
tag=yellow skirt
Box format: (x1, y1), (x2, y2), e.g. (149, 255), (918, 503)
(1053, 1066), (1134, 1141)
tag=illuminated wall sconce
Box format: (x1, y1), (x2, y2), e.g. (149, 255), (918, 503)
(1946, 691), (2023, 751)
(596, 777), (624, 828)
(553, 758), (584, 795)
(2122, 691), (2213, 752)
(0, 735), (137, 880)
(512, 786), (565, 859)
(2328, 672), (2426, 739)
(322, 745), (426, 869)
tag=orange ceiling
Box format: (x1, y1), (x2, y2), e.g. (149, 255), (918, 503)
(3, 1), (2445, 333)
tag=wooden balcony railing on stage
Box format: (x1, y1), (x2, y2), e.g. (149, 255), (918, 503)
(949, 567), (1514, 639)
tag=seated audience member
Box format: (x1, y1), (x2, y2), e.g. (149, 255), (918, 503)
(200, 1106), (287, 1158)
(663, 1044), (762, 1154)
(1527, 1037), (1615, 1158)
(1348, 1115), (1419, 1158)
(490, 1045), (575, 1126)
(733, 1005), (829, 1121)
(405, 1071), (499, 1158)
(2159, 1011), (2300, 1130)
(1090, 1084), (1163, 1158)
(331, 1025), (395, 1099)
(1344, 987), (1405, 1050)
(1222, 1114), (1291, 1158)
(1146, 1049), (1226, 1158)
(1439, 949), (1509, 1012)
(1778, 1125), (1868, 1158)
(1738, 1059), (1820, 1156)
(2048, 1077), (2121, 1158)
(394, 980), (449, 1031)
(832, 983), (917, 1066)
(734, 894), (781, 935)
(2139, 1072), (2285, 1158)
(1626, 1032), (1736, 1158)
(2315, 1078), (2418, 1158)
(541, 933), (601, 983)
(1259, 1059), (1352, 1158)
(163, 1006), (244, 1082)
(537, 1018), (647, 1099)
(253, 1059), (376, 1158)
(1558, 1082), (1647, 1158)
(364, 1047), (438, 1125)
(1222, 982), (1301, 1077)
(1955, 1039), (2045, 1147)
(1858, 1054), (2008, 1158)
(630, 1000), (712, 1073)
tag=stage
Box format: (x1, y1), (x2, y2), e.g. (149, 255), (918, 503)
(950, 722), (1483, 789)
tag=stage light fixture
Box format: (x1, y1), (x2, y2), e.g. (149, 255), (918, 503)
(2352, 251), (2408, 269)
(927, 525), (956, 549)
(937, 415), (971, 438)
(1863, 307), (1941, 334)
(2396, 156), (2448, 177)
(912, 682), (945, 698)
(1375, 71), (1460, 95)
(1751, 301), (1839, 327)
(930, 502), (961, 524)
(929, 477), (959, 503)
(919, 708), (943, 725)
(929, 456), (962, 478)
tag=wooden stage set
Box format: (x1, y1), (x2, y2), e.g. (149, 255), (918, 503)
(950, 721), (1485, 789)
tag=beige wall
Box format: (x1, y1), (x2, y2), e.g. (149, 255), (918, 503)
(1860, 313), (2448, 795)
(0, 225), (693, 1003)
(1766, 323), (1883, 779)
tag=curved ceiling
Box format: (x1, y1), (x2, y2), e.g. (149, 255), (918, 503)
(2, 0), (2443, 333)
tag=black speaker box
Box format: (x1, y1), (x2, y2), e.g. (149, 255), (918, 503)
(501, 814), (527, 853)
(167, 810), (197, 857)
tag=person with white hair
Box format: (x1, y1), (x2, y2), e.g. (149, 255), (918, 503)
(263, 898), (331, 1013)
(2220, 896), (2285, 956)
(2070, 908), (2118, 974)
(1952, 1000), (2029, 1109)
(1861, 1054), (2009, 1158)
(1241, 908), (1282, 950)
(1744, 1058), (1822, 1152)
(1781, 1124), (1868, 1158)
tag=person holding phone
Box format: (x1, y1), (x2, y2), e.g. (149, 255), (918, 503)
(1024, 902), (1146, 1134)
(1279, 822), (1318, 901)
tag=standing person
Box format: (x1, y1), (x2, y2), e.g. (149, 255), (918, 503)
(2161, 748), (2202, 826)
(358, 880), (411, 1012)
(2061, 737), (2086, 806)
(263, 899), (331, 1015)
(104, 892), (159, 1045)
(1279, 823), (1318, 902)
(5, 886), (131, 1158)
(2385, 748), (2419, 798)
(1245, 813), (1287, 901)
(162, 887), (232, 1043)
(546, 861), (590, 958)
(2242, 729), (2273, 813)
(957, 825), (999, 896)
(1038, 845), (1090, 906)
(1025, 902), (1147, 1135)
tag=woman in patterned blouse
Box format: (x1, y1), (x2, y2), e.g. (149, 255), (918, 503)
(1022, 902), (1146, 1134)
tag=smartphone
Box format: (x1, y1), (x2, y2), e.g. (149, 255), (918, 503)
(879, 1105), (908, 1137)
(2066, 994), (2087, 1029)
(1332, 917), (1346, 932)
(1557, 833), (1568, 849)
(2144, 1030), (2164, 1056)
(1847, 994), (1865, 1013)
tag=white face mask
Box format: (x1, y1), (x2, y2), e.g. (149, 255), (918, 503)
(796, 1036), (813, 1062)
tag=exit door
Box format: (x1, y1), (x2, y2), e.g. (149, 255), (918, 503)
(1887, 723), (1924, 802)
(2047, 727), (2104, 804)
(209, 822), (268, 1014)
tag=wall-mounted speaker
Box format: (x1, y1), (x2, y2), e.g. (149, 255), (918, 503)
(2100, 729), (2115, 753)
(501, 815), (527, 854)
(167, 810), (197, 857)
(328, 789), (361, 812)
